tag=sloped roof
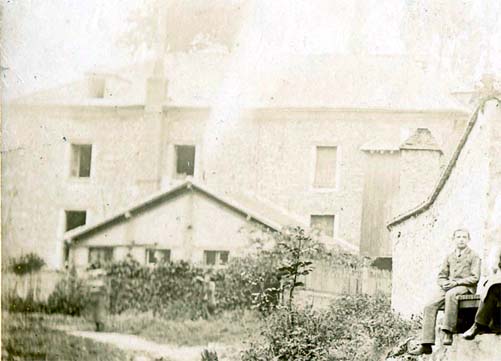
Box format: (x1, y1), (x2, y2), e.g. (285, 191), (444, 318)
(359, 138), (401, 152)
(399, 128), (442, 152)
(64, 179), (306, 242)
(387, 97), (500, 229)
(11, 53), (466, 112)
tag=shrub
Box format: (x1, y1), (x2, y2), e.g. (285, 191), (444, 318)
(9, 253), (45, 276)
(214, 252), (282, 313)
(106, 258), (206, 317)
(5, 294), (46, 313)
(241, 294), (420, 361)
(47, 268), (90, 316)
(105, 254), (281, 317)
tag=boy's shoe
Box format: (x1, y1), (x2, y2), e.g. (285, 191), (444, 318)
(408, 344), (433, 355)
(443, 331), (453, 345)
(462, 323), (490, 340)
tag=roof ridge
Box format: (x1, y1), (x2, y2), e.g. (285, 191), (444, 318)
(63, 178), (301, 242)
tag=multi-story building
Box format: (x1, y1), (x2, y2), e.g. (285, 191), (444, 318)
(2, 52), (469, 269)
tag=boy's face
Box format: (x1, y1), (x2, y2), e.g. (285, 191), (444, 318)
(453, 230), (470, 250)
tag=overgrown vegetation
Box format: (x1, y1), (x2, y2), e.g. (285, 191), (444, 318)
(241, 294), (420, 361)
(1, 313), (128, 361)
(3, 228), (412, 361)
(9, 253), (45, 276)
(46, 267), (90, 316)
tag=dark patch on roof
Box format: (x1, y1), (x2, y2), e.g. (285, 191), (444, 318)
(399, 128), (442, 152)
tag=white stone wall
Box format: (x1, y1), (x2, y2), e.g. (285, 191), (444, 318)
(2, 103), (467, 269)
(391, 101), (500, 318)
(2, 105), (159, 268)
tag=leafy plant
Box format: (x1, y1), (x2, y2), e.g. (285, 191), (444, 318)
(47, 267), (90, 316)
(241, 294), (421, 361)
(201, 349), (218, 361)
(9, 253), (45, 276)
(276, 227), (317, 310)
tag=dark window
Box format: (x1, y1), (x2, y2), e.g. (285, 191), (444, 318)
(203, 250), (229, 266)
(88, 247), (113, 265)
(175, 145), (195, 177)
(65, 210), (87, 231)
(70, 144), (92, 178)
(146, 249), (171, 264)
(310, 215), (335, 237)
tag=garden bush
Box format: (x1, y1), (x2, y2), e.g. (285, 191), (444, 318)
(241, 294), (420, 361)
(9, 253), (45, 276)
(5, 294), (46, 313)
(106, 258), (206, 318)
(47, 268), (90, 316)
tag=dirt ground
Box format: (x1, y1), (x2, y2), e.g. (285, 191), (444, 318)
(58, 327), (242, 361)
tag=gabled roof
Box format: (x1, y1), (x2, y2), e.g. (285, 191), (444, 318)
(11, 53), (467, 112)
(64, 179), (306, 242)
(387, 97), (500, 229)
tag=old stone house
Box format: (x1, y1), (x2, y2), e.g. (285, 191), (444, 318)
(2, 51), (469, 269)
(388, 98), (501, 318)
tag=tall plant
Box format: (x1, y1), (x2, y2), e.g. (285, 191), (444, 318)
(277, 227), (317, 310)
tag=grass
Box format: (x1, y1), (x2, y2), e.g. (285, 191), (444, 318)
(2, 312), (129, 361)
(108, 309), (260, 346)
(46, 309), (261, 347)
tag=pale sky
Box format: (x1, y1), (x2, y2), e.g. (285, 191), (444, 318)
(1, 0), (500, 100)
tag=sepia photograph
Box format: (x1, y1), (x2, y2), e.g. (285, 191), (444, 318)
(1, 1), (500, 360)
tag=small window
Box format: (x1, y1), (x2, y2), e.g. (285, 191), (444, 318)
(314, 146), (337, 188)
(146, 249), (171, 264)
(88, 76), (105, 98)
(88, 247), (114, 265)
(175, 145), (195, 177)
(310, 215), (335, 237)
(70, 144), (92, 178)
(203, 250), (229, 266)
(65, 210), (87, 231)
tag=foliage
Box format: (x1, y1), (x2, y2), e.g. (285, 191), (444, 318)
(47, 267), (90, 316)
(201, 349), (219, 361)
(214, 251), (282, 314)
(275, 227), (316, 310)
(104, 251), (282, 317)
(106, 257), (206, 318)
(2, 313), (127, 361)
(241, 294), (420, 361)
(5, 294), (46, 314)
(9, 253), (45, 276)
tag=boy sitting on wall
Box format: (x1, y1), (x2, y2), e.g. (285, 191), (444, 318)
(410, 229), (481, 355)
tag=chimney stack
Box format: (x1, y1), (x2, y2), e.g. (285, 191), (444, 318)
(397, 128), (443, 214)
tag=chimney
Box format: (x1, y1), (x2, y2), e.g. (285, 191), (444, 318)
(145, 59), (168, 113)
(397, 128), (443, 213)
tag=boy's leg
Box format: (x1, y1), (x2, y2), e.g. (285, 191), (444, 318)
(442, 286), (470, 333)
(421, 291), (446, 344)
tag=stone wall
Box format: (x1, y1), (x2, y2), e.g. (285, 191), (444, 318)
(390, 100), (500, 318)
(2, 105), (159, 268)
(2, 102), (467, 269)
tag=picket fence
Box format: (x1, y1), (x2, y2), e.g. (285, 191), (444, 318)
(302, 262), (392, 296)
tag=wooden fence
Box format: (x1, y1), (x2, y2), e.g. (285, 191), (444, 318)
(2, 270), (63, 302)
(302, 262), (392, 296)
